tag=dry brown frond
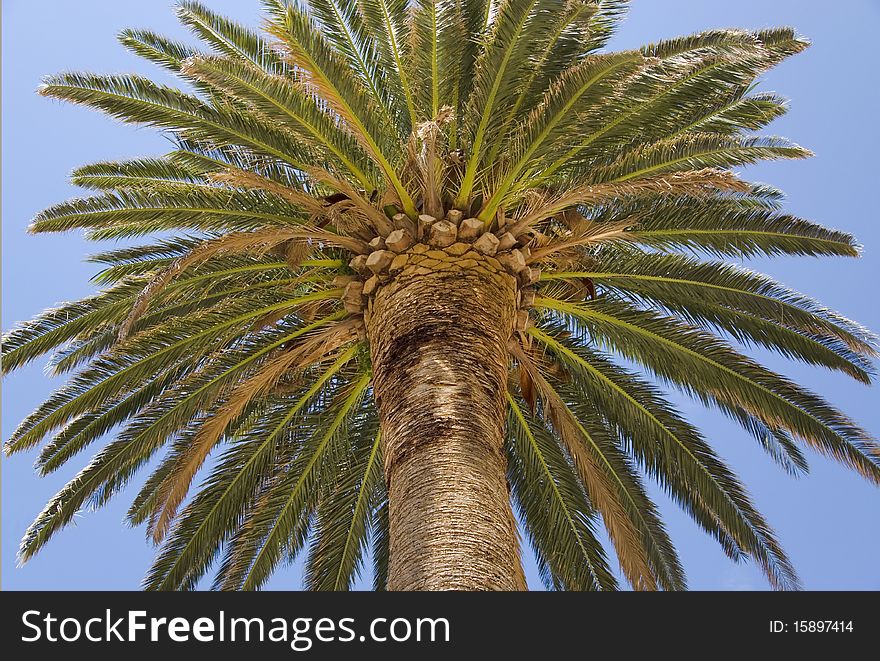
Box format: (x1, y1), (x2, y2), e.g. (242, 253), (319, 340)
(505, 169), (749, 237)
(210, 167), (325, 215)
(147, 318), (363, 541)
(307, 167), (394, 236)
(291, 297), (334, 321)
(529, 219), (633, 262)
(411, 106), (454, 219)
(285, 239), (312, 271)
(118, 228), (367, 340)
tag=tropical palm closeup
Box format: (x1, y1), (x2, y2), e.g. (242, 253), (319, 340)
(4, 0), (879, 592)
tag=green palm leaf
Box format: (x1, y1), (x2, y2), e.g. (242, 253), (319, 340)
(506, 393), (618, 591)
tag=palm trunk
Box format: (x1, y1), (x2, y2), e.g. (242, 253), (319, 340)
(367, 249), (527, 590)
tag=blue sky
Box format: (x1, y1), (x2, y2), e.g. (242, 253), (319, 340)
(2, 0), (878, 591)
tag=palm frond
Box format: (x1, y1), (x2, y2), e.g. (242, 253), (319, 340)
(39, 73), (314, 170)
(529, 324), (800, 588)
(143, 353), (365, 590)
(510, 340), (666, 590)
(537, 297), (880, 484)
(263, 0), (417, 215)
(305, 416), (381, 590)
(217, 371), (371, 591)
(506, 392), (618, 590)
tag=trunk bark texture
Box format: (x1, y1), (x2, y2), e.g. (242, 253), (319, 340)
(367, 247), (527, 590)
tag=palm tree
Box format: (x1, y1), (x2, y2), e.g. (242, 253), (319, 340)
(4, 0), (878, 592)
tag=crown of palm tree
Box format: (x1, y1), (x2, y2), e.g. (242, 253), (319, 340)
(4, 0), (878, 591)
